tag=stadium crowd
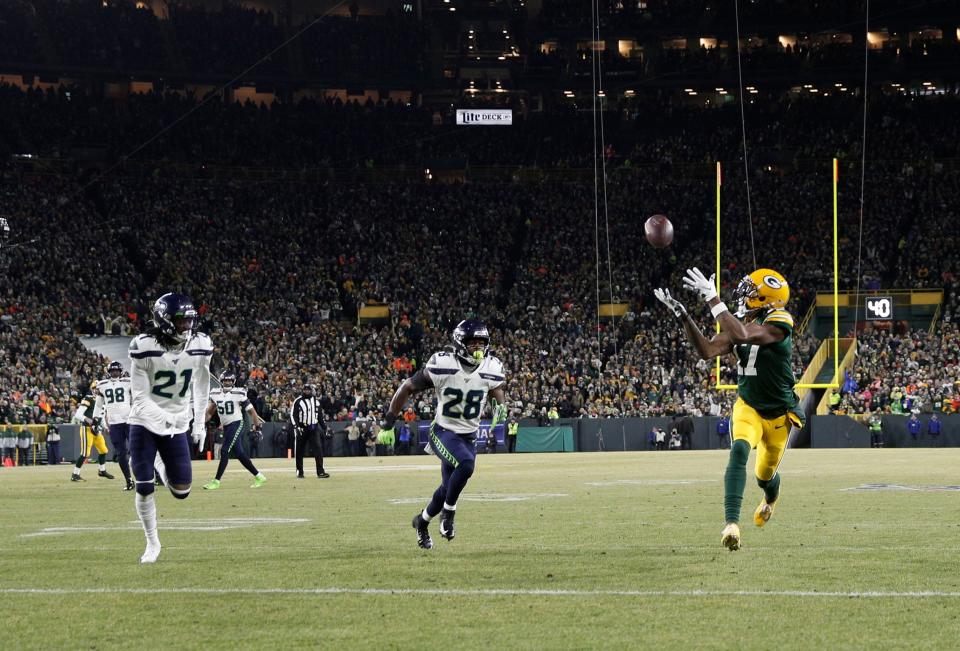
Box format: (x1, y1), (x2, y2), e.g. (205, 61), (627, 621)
(3, 150), (956, 427)
(0, 38), (957, 428)
(835, 323), (960, 416)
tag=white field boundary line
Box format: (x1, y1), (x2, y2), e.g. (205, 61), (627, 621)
(2, 587), (960, 598)
(19, 517), (310, 538)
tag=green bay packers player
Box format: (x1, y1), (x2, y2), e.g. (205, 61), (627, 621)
(655, 267), (804, 551)
(70, 382), (115, 482)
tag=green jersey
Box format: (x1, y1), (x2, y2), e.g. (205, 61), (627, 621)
(735, 308), (800, 419)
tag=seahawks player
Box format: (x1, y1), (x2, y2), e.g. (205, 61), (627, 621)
(98, 361), (134, 490)
(128, 293), (212, 564)
(70, 382), (114, 482)
(202, 371), (266, 490)
(381, 319), (508, 549)
(656, 267), (804, 551)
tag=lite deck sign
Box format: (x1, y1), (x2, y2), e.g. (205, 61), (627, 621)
(865, 296), (893, 320)
(456, 109), (513, 125)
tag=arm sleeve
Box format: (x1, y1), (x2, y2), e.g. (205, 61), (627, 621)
(191, 355), (212, 435)
(94, 394), (108, 426)
(409, 368), (434, 392)
(72, 404), (86, 423)
(290, 399), (302, 427)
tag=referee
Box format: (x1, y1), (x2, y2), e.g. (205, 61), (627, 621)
(290, 383), (330, 479)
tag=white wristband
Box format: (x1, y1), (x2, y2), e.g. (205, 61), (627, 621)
(710, 303), (729, 319)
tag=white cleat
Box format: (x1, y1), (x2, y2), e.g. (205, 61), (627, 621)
(140, 542), (161, 564)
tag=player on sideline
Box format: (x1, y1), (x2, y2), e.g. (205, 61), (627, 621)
(70, 382), (114, 482)
(98, 361), (134, 490)
(202, 371), (266, 490)
(128, 293), (212, 563)
(655, 267), (804, 551)
(381, 318), (508, 549)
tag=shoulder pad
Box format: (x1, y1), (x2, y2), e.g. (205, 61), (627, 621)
(186, 332), (214, 355)
(765, 309), (794, 328)
(96, 379), (109, 387)
(130, 334), (162, 352)
(426, 351), (459, 375)
(479, 356), (506, 382)
(230, 389), (248, 397)
(192, 332), (213, 347)
(130, 334), (164, 358)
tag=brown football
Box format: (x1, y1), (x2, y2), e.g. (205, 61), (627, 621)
(644, 214), (674, 248)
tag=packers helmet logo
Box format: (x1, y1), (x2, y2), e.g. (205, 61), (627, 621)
(763, 275), (784, 289)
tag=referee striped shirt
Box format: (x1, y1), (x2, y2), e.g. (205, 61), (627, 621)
(290, 396), (323, 429)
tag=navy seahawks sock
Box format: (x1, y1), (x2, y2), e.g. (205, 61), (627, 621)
(237, 451), (258, 477)
(425, 485), (446, 519)
(443, 459), (475, 506)
(425, 463), (454, 518)
(118, 454), (131, 482)
(215, 453), (230, 481)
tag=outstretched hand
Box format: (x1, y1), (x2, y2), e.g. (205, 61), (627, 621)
(682, 267), (717, 302)
(654, 288), (687, 319)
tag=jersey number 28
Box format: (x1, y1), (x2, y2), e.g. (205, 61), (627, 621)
(441, 389), (484, 419)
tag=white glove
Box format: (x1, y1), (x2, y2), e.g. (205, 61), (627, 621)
(654, 288), (687, 319)
(682, 267), (717, 302)
(192, 424), (206, 450)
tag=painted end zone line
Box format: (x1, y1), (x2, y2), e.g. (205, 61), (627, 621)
(2, 587), (959, 599)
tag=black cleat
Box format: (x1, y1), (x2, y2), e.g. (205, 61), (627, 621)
(412, 514), (433, 549)
(70, 474), (85, 482)
(98, 470), (115, 480)
(439, 508), (456, 541)
(123, 481), (135, 491)
(296, 472), (304, 479)
(317, 472), (330, 478)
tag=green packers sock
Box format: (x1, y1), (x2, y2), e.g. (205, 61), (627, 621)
(74, 456), (84, 470)
(724, 439), (750, 524)
(97, 453), (106, 465)
(757, 472), (781, 504)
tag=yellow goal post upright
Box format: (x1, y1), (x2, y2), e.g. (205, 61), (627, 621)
(713, 159), (840, 390)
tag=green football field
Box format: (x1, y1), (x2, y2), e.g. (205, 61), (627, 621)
(2, 449), (959, 650)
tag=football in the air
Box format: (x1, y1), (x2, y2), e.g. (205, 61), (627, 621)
(644, 214), (673, 248)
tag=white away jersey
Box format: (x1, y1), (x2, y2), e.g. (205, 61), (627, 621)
(96, 377), (132, 424)
(209, 387), (250, 427)
(425, 351), (505, 434)
(128, 332), (213, 436)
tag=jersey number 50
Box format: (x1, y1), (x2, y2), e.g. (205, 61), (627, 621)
(441, 389), (484, 419)
(152, 370), (193, 399)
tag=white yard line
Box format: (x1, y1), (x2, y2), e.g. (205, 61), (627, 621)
(1, 587), (959, 598)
